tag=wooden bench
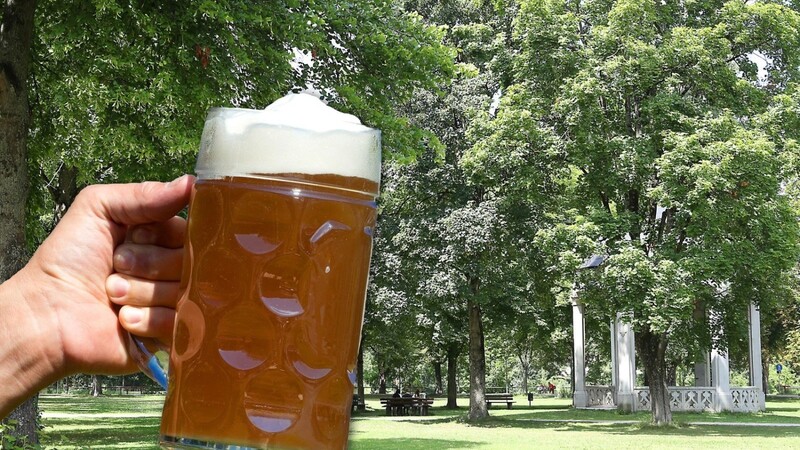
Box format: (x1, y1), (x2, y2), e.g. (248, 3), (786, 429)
(380, 397), (434, 416)
(485, 393), (515, 409)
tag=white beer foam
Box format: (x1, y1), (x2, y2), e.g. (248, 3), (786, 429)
(196, 93), (381, 186)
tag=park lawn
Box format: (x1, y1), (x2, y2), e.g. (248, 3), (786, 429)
(38, 394), (800, 449)
(348, 416), (800, 450)
(40, 395), (163, 449)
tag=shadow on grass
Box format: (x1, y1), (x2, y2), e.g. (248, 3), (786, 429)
(40, 394), (165, 415)
(763, 407), (800, 412)
(766, 396), (800, 403)
(352, 404), (570, 418)
(41, 416), (161, 449)
(349, 438), (480, 449)
(368, 406), (645, 426)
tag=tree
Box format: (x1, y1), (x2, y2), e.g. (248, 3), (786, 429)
(494, 0), (800, 424)
(90, 375), (103, 397)
(2, 0), (452, 442)
(389, 0), (539, 421)
(368, 145), (469, 407)
(1, 0), (41, 444)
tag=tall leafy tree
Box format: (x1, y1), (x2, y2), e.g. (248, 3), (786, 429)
(486, 0), (800, 424)
(370, 148), (472, 407)
(388, 0), (569, 420)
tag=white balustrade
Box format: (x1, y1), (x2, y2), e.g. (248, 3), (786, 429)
(634, 388), (650, 410)
(630, 386), (761, 412)
(668, 387), (716, 412)
(585, 385), (614, 407)
(729, 387), (761, 413)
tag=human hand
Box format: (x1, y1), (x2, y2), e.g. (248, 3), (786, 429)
(106, 207), (188, 348)
(0, 175), (193, 408)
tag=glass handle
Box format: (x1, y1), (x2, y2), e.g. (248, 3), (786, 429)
(127, 334), (170, 390)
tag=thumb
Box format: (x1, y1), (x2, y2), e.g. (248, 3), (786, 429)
(91, 175), (195, 226)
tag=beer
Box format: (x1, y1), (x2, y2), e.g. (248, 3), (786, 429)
(159, 94), (380, 449)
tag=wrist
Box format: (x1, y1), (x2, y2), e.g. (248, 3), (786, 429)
(0, 269), (66, 418)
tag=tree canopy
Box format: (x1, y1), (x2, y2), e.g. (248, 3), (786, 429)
(27, 0), (453, 243)
(474, 0), (800, 424)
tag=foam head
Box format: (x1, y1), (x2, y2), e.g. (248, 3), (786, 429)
(196, 93), (381, 193)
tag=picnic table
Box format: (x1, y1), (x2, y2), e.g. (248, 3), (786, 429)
(778, 385), (800, 395)
(380, 397), (435, 416)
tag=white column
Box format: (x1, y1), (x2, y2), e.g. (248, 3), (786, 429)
(748, 303), (766, 411)
(694, 354), (711, 387)
(615, 313), (636, 412)
(711, 348), (733, 412)
(572, 292), (587, 408)
(609, 320), (619, 398)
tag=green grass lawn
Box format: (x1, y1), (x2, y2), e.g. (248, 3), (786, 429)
(38, 394), (800, 449)
(40, 395), (163, 450)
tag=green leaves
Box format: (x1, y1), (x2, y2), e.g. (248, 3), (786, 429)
(27, 0), (454, 246)
(497, 0), (800, 374)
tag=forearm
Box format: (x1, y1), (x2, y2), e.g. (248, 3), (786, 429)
(0, 271), (64, 418)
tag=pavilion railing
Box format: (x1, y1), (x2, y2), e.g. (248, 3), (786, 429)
(585, 385), (614, 407)
(633, 387), (715, 412)
(632, 386), (762, 412)
(729, 387), (761, 412)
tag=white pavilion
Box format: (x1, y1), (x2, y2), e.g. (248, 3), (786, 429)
(571, 256), (765, 413)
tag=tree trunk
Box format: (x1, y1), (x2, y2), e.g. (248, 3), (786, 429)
(446, 342), (459, 409)
(378, 369), (386, 394)
(356, 336), (367, 411)
(91, 375), (103, 397)
(433, 359), (443, 395)
(356, 338), (366, 412)
(48, 164), (80, 228)
(666, 362), (677, 386)
(3, 395), (38, 447)
(636, 328), (672, 425)
(467, 296), (489, 421)
(0, 0), (38, 445)
(521, 361), (529, 394)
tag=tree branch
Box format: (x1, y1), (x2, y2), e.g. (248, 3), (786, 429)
(599, 191), (611, 213)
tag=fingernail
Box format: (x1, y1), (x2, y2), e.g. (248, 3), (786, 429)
(122, 307), (143, 325)
(114, 248), (134, 271)
(132, 227), (156, 245)
(107, 276), (129, 299)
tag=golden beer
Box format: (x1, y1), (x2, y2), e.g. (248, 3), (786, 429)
(158, 95), (380, 449)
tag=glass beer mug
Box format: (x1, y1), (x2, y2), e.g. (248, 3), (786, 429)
(130, 93), (380, 449)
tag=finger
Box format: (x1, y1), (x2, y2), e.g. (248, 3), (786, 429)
(85, 174), (194, 228)
(113, 244), (183, 281)
(106, 274), (181, 308)
(127, 216), (187, 249)
(119, 305), (176, 341)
